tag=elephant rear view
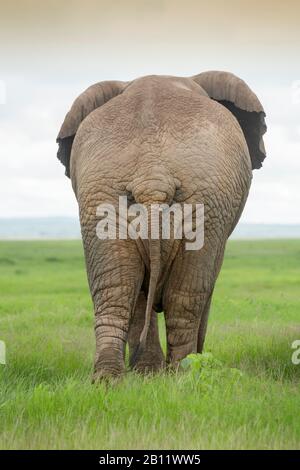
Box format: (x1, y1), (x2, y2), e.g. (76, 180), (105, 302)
(57, 71), (267, 381)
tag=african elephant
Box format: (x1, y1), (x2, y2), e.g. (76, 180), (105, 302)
(57, 71), (267, 381)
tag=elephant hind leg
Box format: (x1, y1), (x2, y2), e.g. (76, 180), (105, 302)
(128, 292), (165, 373)
(82, 230), (145, 382)
(163, 289), (206, 366)
(197, 243), (225, 353)
(197, 293), (213, 353)
(163, 247), (216, 368)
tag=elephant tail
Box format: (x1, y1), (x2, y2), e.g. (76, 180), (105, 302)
(128, 170), (178, 368)
(129, 209), (161, 368)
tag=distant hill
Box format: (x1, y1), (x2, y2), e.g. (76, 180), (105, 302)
(0, 217), (300, 240)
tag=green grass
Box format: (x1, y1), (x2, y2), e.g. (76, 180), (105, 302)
(0, 239), (300, 449)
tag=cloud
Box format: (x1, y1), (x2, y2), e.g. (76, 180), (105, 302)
(0, 80), (79, 217)
(241, 123), (300, 223)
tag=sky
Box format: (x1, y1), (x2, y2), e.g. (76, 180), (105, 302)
(0, 0), (299, 222)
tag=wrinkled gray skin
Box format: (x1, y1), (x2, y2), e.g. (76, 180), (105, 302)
(57, 71), (267, 381)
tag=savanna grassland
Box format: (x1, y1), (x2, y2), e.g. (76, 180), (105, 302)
(0, 240), (299, 449)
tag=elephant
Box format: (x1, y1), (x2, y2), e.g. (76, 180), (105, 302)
(57, 71), (267, 381)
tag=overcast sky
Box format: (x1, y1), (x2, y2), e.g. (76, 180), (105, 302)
(0, 0), (299, 222)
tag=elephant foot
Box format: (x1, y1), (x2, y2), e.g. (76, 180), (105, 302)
(132, 350), (165, 375)
(133, 359), (165, 375)
(165, 342), (197, 374)
(165, 362), (183, 376)
(93, 347), (125, 384)
(92, 368), (124, 384)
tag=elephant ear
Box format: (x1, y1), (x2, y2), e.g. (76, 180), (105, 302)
(57, 80), (129, 177)
(191, 71), (267, 169)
